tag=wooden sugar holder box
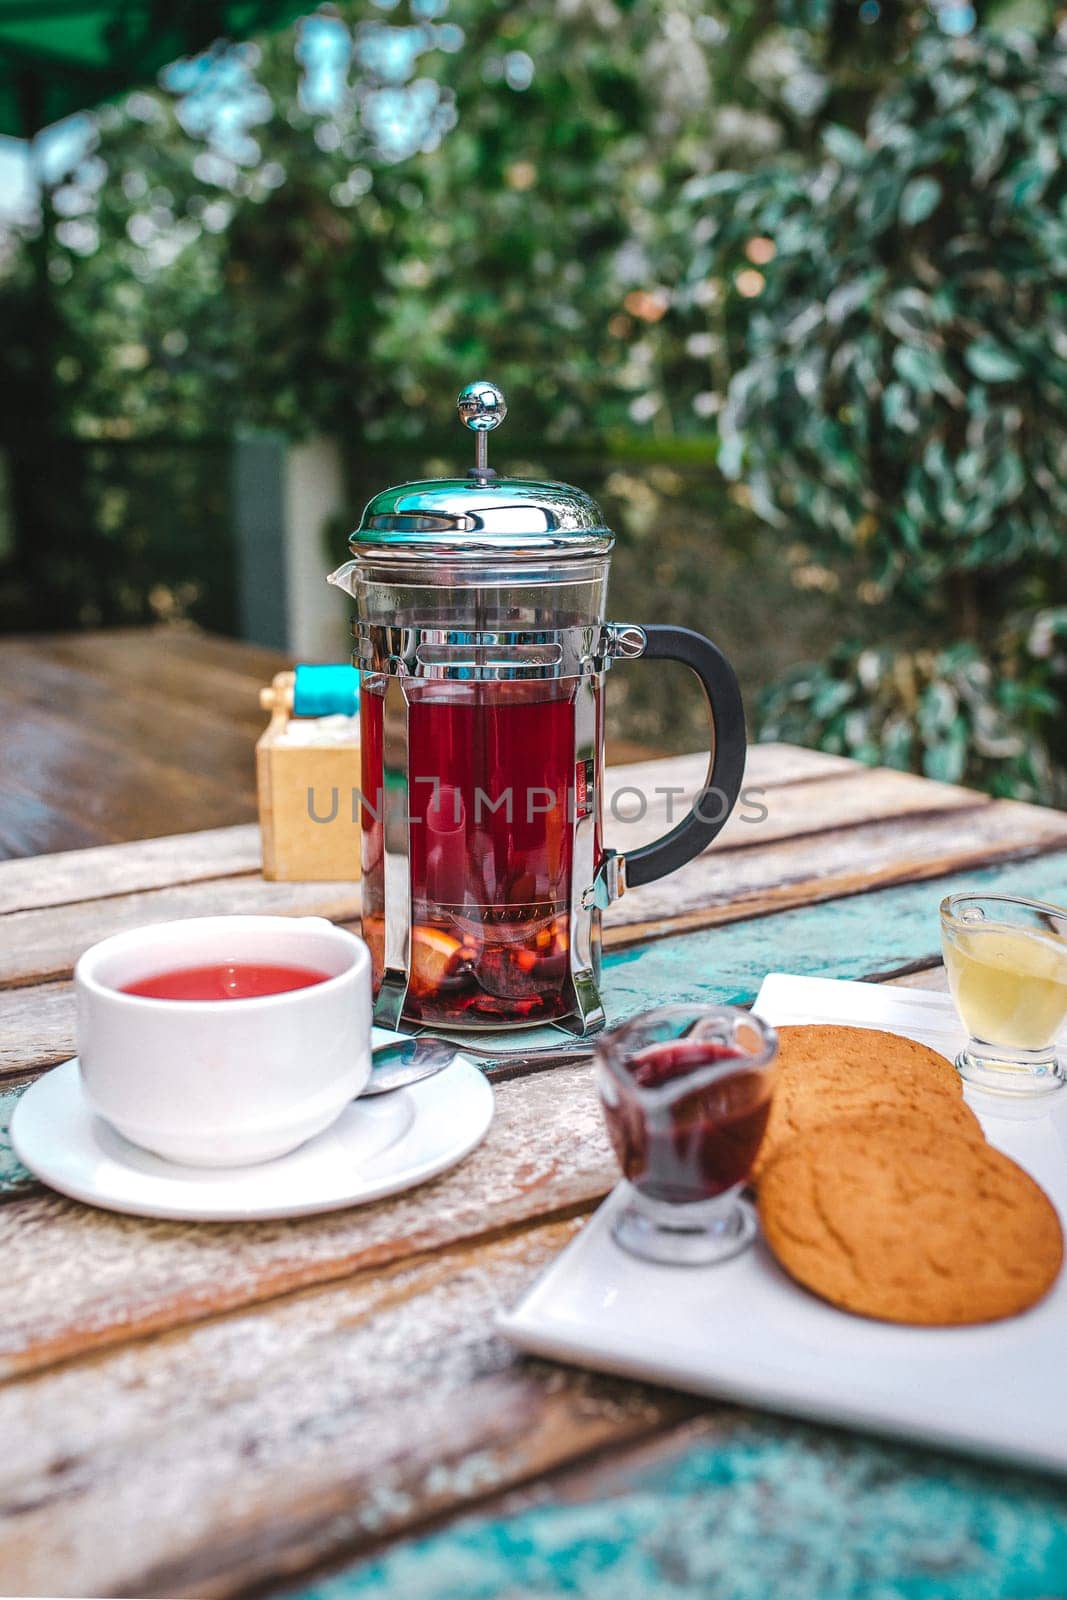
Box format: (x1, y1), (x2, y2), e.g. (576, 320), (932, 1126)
(256, 670), (362, 882)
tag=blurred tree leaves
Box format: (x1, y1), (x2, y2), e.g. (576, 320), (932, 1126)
(4, 0), (935, 450)
(692, 26), (1067, 800)
(763, 630), (1067, 799)
(0, 0), (862, 633)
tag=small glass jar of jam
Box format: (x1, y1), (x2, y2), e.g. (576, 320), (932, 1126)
(595, 1003), (778, 1265)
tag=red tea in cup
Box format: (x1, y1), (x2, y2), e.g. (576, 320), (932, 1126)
(121, 962), (331, 1002)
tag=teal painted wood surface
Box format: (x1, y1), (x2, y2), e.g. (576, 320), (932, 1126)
(0, 1085), (30, 1199)
(459, 848), (1067, 1059)
(599, 848), (1067, 1015)
(286, 1417), (1067, 1600)
(4, 850), (1066, 1198)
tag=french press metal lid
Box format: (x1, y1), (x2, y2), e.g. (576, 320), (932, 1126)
(349, 381), (614, 562)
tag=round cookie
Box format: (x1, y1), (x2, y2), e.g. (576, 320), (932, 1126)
(753, 1023), (967, 1179)
(758, 1113), (1063, 1325)
(757, 1092), (985, 1180)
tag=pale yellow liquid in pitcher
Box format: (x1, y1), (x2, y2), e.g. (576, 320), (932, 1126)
(944, 924), (1067, 1051)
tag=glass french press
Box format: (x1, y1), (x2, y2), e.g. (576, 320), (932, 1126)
(329, 382), (746, 1035)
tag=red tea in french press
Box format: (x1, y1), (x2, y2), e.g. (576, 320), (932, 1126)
(329, 382), (746, 1034)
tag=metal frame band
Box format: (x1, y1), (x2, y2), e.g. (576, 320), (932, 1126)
(354, 621), (647, 682)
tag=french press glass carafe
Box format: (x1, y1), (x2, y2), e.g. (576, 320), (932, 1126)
(329, 382), (746, 1035)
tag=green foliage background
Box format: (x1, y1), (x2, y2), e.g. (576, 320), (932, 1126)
(0, 0), (1063, 797)
(694, 29), (1067, 800)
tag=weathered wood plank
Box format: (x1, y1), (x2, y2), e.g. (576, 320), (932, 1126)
(0, 981), (74, 1077)
(606, 795), (1067, 942)
(0, 1058), (615, 1380)
(0, 827), (262, 918)
(3, 1003), (1065, 1600)
(0, 1217), (693, 1600)
(0, 789), (105, 861)
(602, 741), (856, 796)
(603, 762), (981, 858)
(3, 1181), (1065, 1600)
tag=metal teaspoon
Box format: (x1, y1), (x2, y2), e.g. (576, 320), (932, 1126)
(360, 1036), (597, 1095)
(360, 1036), (463, 1096)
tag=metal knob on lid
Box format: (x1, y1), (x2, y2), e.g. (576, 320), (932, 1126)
(334, 381), (614, 564)
(457, 380), (507, 477)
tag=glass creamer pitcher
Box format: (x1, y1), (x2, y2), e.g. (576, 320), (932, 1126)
(329, 382), (746, 1035)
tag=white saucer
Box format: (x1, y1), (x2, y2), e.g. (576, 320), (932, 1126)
(11, 1057), (493, 1222)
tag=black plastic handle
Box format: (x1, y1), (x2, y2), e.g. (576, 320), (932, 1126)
(622, 624), (747, 889)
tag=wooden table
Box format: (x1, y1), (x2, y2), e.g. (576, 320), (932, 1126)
(0, 627), (291, 858)
(2, 746), (1067, 1598)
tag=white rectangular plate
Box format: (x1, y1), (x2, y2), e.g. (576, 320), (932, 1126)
(499, 974), (1067, 1475)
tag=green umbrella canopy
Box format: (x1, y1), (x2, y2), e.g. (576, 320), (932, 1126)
(0, 1), (312, 136)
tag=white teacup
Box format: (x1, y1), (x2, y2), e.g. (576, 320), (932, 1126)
(75, 915), (371, 1167)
